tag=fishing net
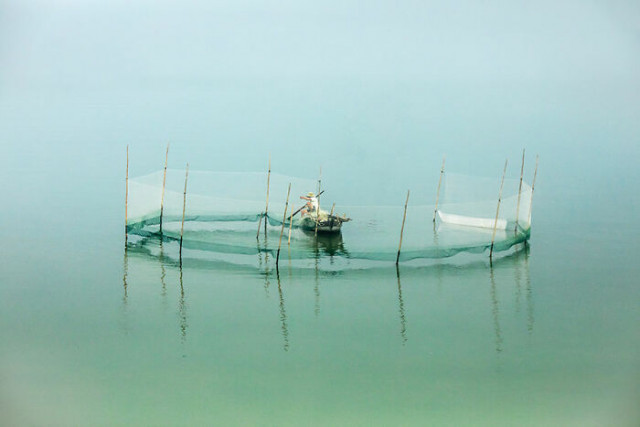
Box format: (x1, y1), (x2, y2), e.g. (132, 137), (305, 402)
(438, 173), (533, 232)
(127, 169), (315, 227)
(127, 169), (533, 267)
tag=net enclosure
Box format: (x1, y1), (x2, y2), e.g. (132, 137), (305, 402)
(126, 168), (534, 267)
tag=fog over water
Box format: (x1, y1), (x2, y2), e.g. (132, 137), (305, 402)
(1, 1), (639, 425)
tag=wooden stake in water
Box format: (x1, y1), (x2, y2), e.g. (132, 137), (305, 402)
(433, 155), (445, 222)
(396, 190), (410, 265)
(328, 203), (336, 231)
(287, 204), (294, 246)
(490, 160), (508, 259)
(179, 164), (189, 260)
(514, 149), (525, 234)
(125, 145), (129, 244)
(527, 155), (539, 227)
(265, 154), (271, 236)
(276, 183), (291, 269)
(160, 143), (169, 234)
(257, 154), (271, 239)
(315, 166), (322, 236)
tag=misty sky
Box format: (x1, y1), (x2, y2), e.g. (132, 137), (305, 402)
(1, 0), (639, 206)
(2, 0), (639, 87)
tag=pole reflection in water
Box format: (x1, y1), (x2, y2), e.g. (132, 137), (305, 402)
(432, 225), (444, 296)
(505, 245), (535, 336)
(258, 231), (271, 296)
(314, 238), (320, 317)
(122, 247), (129, 306)
(395, 265), (408, 344)
(120, 233), (535, 354)
(178, 262), (188, 343)
(489, 266), (504, 354)
(262, 270), (271, 298)
(121, 247), (130, 334)
(515, 252), (522, 314)
(257, 238), (264, 271)
(276, 272), (289, 351)
(524, 249), (534, 334)
(263, 226), (270, 269)
(514, 244), (531, 320)
(159, 240), (168, 311)
(124, 238), (191, 343)
(485, 247), (534, 355)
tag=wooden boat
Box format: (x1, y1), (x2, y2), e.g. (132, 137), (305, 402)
(297, 211), (350, 234)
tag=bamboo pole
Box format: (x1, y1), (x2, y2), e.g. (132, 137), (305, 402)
(288, 204), (294, 245)
(265, 154), (271, 236)
(257, 154), (271, 239)
(179, 164), (189, 260)
(328, 203), (336, 231)
(396, 190), (410, 265)
(527, 155), (539, 227)
(490, 160), (508, 259)
(514, 149), (525, 234)
(160, 143), (169, 234)
(125, 145), (129, 244)
(433, 155), (445, 222)
(276, 183), (291, 269)
(315, 166), (322, 236)
(256, 216), (263, 239)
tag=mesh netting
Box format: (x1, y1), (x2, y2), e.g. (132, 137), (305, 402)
(438, 173), (533, 232)
(126, 169), (533, 265)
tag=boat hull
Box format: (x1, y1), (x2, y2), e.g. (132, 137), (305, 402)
(298, 215), (345, 234)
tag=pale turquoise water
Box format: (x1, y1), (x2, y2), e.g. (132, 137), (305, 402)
(2, 1), (640, 425)
(2, 212), (639, 425)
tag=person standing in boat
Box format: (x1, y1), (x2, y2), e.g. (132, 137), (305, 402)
(300, 192), (318, 217)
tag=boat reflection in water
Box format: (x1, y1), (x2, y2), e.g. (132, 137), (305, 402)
(299, 229), (350, 258)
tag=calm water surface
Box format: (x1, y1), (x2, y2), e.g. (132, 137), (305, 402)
(1, 173), (638, 425)
(2, 1), (640, 425)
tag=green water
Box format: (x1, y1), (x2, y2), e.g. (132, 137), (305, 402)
(2, 1), (640, 425)
(2, 201), (639, 425)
